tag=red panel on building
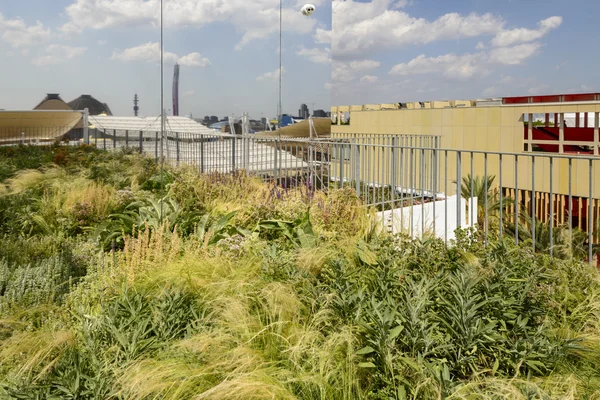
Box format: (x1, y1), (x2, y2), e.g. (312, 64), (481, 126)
(503, 93), (600, 104)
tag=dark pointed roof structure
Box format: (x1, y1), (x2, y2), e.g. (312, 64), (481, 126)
(67, 94), (112, 116)
(34, 93), (72, 111)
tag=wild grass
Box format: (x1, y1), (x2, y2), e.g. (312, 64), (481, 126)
(0, 146), (599, 399)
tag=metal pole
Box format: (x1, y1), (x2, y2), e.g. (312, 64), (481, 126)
(277, 0), (282, 133)
(83, 108), (89, 144)
(160, 0), (164, 224)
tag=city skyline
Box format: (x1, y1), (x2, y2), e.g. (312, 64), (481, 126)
(0, 0), (331, 117)
(2, 0), (600, 118)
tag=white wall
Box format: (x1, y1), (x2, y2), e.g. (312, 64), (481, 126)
(378, 195), (478, 242)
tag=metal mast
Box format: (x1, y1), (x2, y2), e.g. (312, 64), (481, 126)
(133, 93), (139, 116)
(159, 0), (164, 222)
(172, 63), (180, 116)
(278, 0), (282, 133)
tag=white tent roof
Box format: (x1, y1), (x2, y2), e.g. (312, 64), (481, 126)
(88, 115), (216, 134)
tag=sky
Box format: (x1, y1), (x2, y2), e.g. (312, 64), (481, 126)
(1, 1), (599, 118)
(0, 0), (331, 119)
(331, 0), (600, 106)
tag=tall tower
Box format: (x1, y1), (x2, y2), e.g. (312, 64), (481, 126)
(133, 93), (139, 116)
(172, 63), (180, 116)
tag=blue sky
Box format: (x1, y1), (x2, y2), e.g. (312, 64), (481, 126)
(332, 0), (600, 106)
(0, 0), (331, 119)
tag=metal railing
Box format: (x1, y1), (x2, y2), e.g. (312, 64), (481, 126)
(2, 127), (598, 265)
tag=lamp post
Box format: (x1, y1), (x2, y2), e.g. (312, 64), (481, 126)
(278, 0), (282, 136)
(159, 0), (164, 222)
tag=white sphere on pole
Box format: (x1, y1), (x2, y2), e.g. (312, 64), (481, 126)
(301, 4), (315, 16)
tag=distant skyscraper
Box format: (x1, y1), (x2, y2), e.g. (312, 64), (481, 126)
(313, 109), (327, 118)
(299, 103), (309, 119)
(133, 93), (139, 116)
(210, 116), (219, 124)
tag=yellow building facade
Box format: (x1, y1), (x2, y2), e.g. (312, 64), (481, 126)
(330, 95), (600, 233)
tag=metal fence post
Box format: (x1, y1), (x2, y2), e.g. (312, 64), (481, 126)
(175, 132), (180, 166)
(155, 131), (159, 160)
(353, 142), (360, 197)
(273, 139), (278, 181)
(339, 143), (344, 189)
(125, 130), (129, 149)
(83, 108), (89, 145)
(113, 129), (116, 149)
(200, 138), (205, 173)
(139, 130), (143, 153)
(231, 136), (236, 172)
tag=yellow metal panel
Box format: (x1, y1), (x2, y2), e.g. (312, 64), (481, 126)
(488, 107), (501, 126)
(560, 105), (578, 113)
(463, 126), (477, 149)
(487, 126), (501, 151)
(475, 108), (488, 127)
(525, 106), (544, 114)
(452, 126), (464, 149)
(474, 127), (488, 150)
(454, 108), (465, 126)
(464, 108), (476, 126)
(431, 109), (442, 127)
(442, 109), (454, 126)
(577, 104), (598, 113)
(412, 110), (423, 126)
(501, 107), (516, 127)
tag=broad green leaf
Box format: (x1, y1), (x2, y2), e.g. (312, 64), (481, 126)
(388, 325), (404, 341)
(356, 346), (375, 355)
(358, 362), (376, 368)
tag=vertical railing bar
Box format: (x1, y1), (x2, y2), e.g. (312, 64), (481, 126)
(421, 147), (425, 237)
(549, 157), (554, 257)
(532, 155), (536, 252)
(515, 155), (519, 245)
(569, 158), (573, 258)
(410, 146), (415, 239)
(499, 154), (503, 238)
(444, 150), (448, 245)
(589, 159), (594, 266)
(484, 152), (488, 247)
(456, 151), (461, 238)
(470, 152), (474, 228)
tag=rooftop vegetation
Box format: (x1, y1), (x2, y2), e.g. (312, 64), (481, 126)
(0, 145), (599, 399)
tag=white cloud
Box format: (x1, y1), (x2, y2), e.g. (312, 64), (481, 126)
(475, 41), (485, 50)
(360, 75), (378, 83)
(389, 53), (489, 80)
(183, 90), (195, 97)
(296, 46), (331, 64)
(32, 44), (87, 66)
(0, 12), (51, 48)
(111, 42), (210, 67)
(332, 0), (504, 58)
(491, 16), (562, 47)
(313, 28), (331, 44)
(256, 67), (285, 81)
(389, 42), (542, 80)
(333, 59), (380, 82)
(61, 0), (317, 50)
(488, 42), (541, 65)
(483, 75), (514, 97)
(178, 52), (211, 67)
(97, 40), (107, 46)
